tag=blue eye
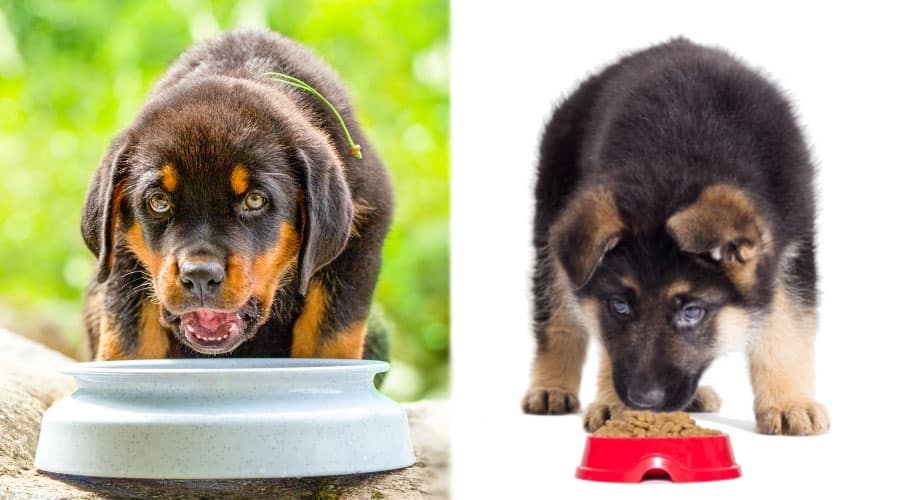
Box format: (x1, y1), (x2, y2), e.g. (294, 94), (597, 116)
(609, 298), (632, 317)
(678, 304), (706, 325)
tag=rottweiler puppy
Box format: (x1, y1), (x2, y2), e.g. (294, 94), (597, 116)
(81, 30), (392, 360)
(522, 39), (829, 435)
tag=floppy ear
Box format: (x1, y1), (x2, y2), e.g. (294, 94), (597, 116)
(666, 184), (769, 265)
(550, 187), (625, 289)
(294, 148), (353, 296)
(81, 138), (131, 284)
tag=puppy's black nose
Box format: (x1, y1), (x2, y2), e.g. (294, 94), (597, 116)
(626, 386), (665, 409)
(180, 260), (225, 298)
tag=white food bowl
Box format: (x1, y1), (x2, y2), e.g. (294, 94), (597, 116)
(34, 358), (415, 479)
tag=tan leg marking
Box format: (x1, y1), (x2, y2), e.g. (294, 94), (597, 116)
(96, 313), (126, 361)
(749, 284), (829, 435)
(319, 321), (367, 359)
(582, 343), (628, 432)
(136, 302), (171, 358)
(521, 299), (589, 415)
(95, 303), (172, 361)
(291, 280), (328, 358)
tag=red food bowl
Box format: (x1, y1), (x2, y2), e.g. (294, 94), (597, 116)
(576, 434), (741, 483)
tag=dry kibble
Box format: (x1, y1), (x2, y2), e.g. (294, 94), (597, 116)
(592, 411), (722, 437)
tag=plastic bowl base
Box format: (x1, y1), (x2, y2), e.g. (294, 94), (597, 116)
(575, 435), (741, 483)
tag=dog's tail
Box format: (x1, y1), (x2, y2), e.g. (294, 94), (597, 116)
(363, 306), (391, 388)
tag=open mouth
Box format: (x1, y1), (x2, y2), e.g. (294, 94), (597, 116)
(163, 300), (260, 355)
(182, 310), (244, 348)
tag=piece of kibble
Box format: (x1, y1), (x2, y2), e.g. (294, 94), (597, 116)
(592, 411), (722, 438)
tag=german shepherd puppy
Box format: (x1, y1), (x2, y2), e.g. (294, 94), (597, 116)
(81, 30), (392, 360)
(522, 39), (829, 435)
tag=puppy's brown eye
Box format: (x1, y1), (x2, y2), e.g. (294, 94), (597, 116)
(243, 191), (268, 211)
(148, 192), (171, 214)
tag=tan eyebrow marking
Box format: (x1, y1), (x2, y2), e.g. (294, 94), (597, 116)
(619, 275), (640, 293)
(230, 164), (250, 195)
(160, 164), (177, 192)
(665, 280), (693, 299)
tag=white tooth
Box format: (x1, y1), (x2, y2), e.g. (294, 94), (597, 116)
(229, 323), (239, 335)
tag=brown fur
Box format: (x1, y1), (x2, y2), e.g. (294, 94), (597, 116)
(582, 343), (628, 432)
(664, 280), (692, 299)
(124, 223), (163, 276)
(81, 30), (393, 361)
(619, 275), (639, 293)
(230, 164), (250, 195)
(291, 280), (328, 358)
(155, 256), (184, 311)
(94, 303), (171, 361)
(749, 284), (828, 435)
(105, 185), (125, 272)
(136, 302), (171, 358)
(522, 258), (591, 415)
(521, 310), (588, 414)
(250, 223), (301, 314)
(351, 198), (373, 239)
(550, 187), (624, 288)
(160, 164), (178, 192)
(667, 184), (772, 293)
(319, 321), (367, 359)
(528, 40), (825, 436)
(97, 313), (127, 361)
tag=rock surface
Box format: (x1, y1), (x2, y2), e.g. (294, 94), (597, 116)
(0, 328), (448, 499)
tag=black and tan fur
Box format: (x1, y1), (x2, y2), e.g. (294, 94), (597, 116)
(81, 30), (392, 360)
(522, 39), (828, 435)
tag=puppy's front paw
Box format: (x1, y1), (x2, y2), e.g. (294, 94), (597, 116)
(756, 401), (830, 436)
(522, 387), (580, 415)
(686, 385), (722, 413)
(582, 401), (627, 433)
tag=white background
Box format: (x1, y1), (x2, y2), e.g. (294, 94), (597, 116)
(451, 1), (900, 498)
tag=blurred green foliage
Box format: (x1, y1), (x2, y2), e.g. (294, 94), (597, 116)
(0, 0), (448, 401)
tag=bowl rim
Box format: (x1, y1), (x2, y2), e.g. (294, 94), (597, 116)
(62, 358), (390, 377)
(585, 433), (729, 441)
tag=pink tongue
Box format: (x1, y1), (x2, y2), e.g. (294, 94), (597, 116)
(195, 309), (230, 330)
(182, 309), (241, 341)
